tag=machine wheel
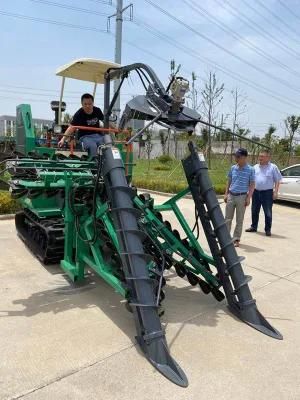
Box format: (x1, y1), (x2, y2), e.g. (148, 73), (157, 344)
(211, 287), (225, 302)
(198, 279), (211, 294)
(174, 263), (186, 278)
(164, 220), (172, 231)
(172, 229), (181, 240)
(186, 271), (199, 286)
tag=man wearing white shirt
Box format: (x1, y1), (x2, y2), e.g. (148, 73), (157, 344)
(245, 149), (282, 236)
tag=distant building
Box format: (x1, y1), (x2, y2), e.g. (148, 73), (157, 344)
(0, 115), (53, 136)
(127, 118), (144, 132)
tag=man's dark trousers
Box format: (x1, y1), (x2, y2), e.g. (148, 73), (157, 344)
(251, 189), (273, 232)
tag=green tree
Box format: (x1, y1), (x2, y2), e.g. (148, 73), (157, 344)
(284, 115), (300, 165)
(170, 59), (181, 77)
(201, 127), (209, 146)
(201, 72), (224, 168)
(230, 88), (247, 161)
(295, 145), (300, 156)
(63, 113), (72, 124)
(144, 130), (153, 172)
(278, 138), (289, 153)
(236, 127), (250, 146)
(188, 71), (201, 111)
(262, 125), (277, 147)
(159, 129), (168, 155)
(169, 60), (182, 158)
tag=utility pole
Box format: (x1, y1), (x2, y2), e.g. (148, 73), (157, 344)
(108, 0), (133, 122)
(191, 72), (197, 111)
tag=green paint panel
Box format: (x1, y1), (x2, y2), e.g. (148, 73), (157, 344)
(10, 131), (220, 301)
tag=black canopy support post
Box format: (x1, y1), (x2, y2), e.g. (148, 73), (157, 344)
(107, 75), (126, 118)
(104, 74), (111, 129)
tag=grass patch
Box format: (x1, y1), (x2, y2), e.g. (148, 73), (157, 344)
(132, 157), (228, 194)
(0, 156), (228, 214)
(153, 165), (171, 171)
(0, 191), (20, 214)
(157, 154), (174, 163)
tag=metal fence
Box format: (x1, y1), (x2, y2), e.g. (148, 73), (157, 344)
(133, 138), (300, 168)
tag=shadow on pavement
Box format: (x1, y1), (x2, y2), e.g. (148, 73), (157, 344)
(275, 200), (300, 209)
(238, 243), (265, 253)
(0, 269), (224, 346)
(255, 232), (287, 239)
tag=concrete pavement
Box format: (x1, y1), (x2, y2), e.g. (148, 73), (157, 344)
(0, 197), (299, 400)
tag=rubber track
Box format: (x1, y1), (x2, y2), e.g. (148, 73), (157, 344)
(15, 209), (64, 264)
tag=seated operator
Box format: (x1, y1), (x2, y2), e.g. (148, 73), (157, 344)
(58, 93), (105, 157)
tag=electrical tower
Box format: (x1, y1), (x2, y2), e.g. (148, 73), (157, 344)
(108, 0), (133, 121)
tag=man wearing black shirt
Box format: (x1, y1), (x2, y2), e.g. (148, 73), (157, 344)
(58, 93), (105, 157)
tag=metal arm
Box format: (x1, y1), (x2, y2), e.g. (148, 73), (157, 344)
(106, 63), (167, 96)
(103, 63), (170, 129)
(104, 62), (270, 151)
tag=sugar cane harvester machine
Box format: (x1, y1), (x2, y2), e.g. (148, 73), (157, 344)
(4, 59), (282, 387)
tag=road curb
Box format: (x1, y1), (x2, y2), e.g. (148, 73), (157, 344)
(0, 190), (224, 221)
(0, 213), (15, 220)
(137, 188), (224, 200)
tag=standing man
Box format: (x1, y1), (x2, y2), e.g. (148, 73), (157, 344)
(224, 148), (255, 247)
(246, 149), (282, 236)
(58, 93), (104, 157)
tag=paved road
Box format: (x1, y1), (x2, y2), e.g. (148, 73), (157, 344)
(0, 197), (299, 400)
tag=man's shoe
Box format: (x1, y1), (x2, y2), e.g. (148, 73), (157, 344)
(265, 231), (272, 237)
(233, 240), (240, 247)
(245, 227), (257, 232)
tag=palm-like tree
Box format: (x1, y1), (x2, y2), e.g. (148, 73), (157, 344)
(284, 115), (300, 165)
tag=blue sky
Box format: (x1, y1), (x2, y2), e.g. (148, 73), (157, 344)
(1, 0), (300, 137)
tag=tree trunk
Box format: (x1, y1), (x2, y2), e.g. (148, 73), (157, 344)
(174, 133), (178, 159)
(167, 128), (171, 155)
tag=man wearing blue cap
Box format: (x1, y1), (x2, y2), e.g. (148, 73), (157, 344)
(224, 148), (255, 247)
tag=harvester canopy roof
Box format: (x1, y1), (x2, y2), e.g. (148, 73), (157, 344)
(56, 58), (121, 84)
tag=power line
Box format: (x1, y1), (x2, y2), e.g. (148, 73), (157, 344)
(185, 0), (300, 78)
(132, 15), (300, 110)
(277, 0), (300, 21)
(85, 0), (113, 4)
(0, 83), (135, 96)
(0, 85), (135, 98)
(1, 87), (284, 127)
(253, 0), (300, 39)
(29, 0), (111, 16)
(27, 0), (172, 68)
(0, 5), (297, 118)
(0, 83), (81, 94)
(1, 5), (298, 110)
(0, 94), (77, 105)
(0, 10), (108, 33)
(240, 0), (300, 45)
(0, 9), (173, 85)
(144, 0), (300, 94)
(118, 33), (173, 66)
(217, 0), (300, 59)
(236, 96), (289, 117)
(0, 88), (80, 98)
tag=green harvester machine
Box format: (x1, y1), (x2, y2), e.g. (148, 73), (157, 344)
(4, 59), (282, 387)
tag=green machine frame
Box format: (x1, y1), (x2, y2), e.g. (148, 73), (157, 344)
(6, 62), (282, 388)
